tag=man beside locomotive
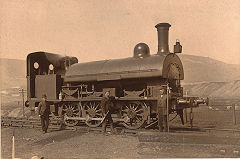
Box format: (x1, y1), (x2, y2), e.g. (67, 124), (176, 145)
(38, 94), (50, 133)
(101, 91), (115, 134)
(157, 89), (168, 132)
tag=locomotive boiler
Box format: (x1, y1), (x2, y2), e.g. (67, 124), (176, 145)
(26, 23), (203, 129)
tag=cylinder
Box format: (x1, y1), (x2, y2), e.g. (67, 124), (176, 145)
(155, 23), (171, 55)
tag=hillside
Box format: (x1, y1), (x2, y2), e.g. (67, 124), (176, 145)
(179, 54), (240, 83)
(183, 80), (240, 98)
(179, 54), (240, 97)
(0, 58), (26, 90)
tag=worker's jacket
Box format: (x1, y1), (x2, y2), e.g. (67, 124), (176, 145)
(38, 100), (50, 116)
(157, 94), (168, 115)
(101, 96), (115, 115)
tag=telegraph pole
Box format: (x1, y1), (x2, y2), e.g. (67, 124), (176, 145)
(185, 90), (188, 123)
(12, 129), (15, 159)
(232, 103), (236, 125)
(18, 88), (26, 117)
(166, 83), (170, 132)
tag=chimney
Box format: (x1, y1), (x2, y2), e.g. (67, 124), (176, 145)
(155, 23), (171, 55)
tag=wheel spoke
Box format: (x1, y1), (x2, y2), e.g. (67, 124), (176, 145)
(131, 104), (135, 109)
(122, 109), (128, 113)
(134, 118), (138, 124)
(72, 112), (78, 115)
(73, 105), (78, 110)
(92, 102), (96, 108)
(135, 116), (141, 122)
(86, 105), (90, 110)
(125, 105), (130, 110)
(134, 104), (139, 111)
(68, 104), (71, 109)
(135, 109), (143, 113)
(137, 114), (144, 117)
(95, 109), (101, 113)
(129, 104), (132, 109)
(122, 107), (129, 112)
(130, 119), (133, 126)
(94, 104), (99, 110)
(95, 112), (102, 116)
(89, 102), (92, 109)
(73, 109), (78, 112)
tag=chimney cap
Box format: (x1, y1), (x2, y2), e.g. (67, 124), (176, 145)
(155, 23), (171, 28)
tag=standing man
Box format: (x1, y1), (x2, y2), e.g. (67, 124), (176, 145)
(58, 91), (66, 130)
(38, 94), (50, 133)
(157, 89), (168, 132)
(58, 103), (66, 130)
(101, 91), (115, 134)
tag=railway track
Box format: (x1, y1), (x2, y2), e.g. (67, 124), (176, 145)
(2, 116), (240, 135)
(1, 117), (240, 135)
(1, 116), (139, 135)
(1, 116), (63, 130)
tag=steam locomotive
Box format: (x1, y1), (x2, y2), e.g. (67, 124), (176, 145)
(26, 23), (204, 129)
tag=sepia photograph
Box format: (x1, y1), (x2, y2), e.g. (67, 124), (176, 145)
(1, 0), (240, 158)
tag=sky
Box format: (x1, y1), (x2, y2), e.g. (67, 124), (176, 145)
(0, 0), (240, 64)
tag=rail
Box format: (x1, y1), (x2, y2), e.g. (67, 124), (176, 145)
(2, 116), (240, 135)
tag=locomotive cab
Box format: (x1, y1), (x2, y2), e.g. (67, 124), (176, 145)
(26, 52), (78, 109)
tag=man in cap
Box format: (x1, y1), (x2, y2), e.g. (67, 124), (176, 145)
(38, 94), (50, 133)
(101, 91), (115, 134)
(157, 89), (168, 132)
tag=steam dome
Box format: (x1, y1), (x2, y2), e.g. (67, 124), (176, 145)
(133, 43), (150, 58)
